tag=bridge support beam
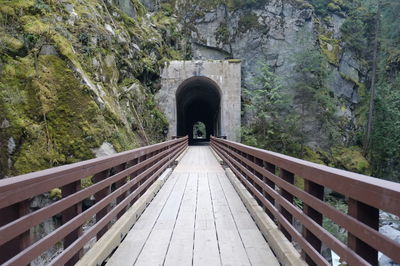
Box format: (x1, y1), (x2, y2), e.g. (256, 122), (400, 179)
(279, 169), (294, 241)
(62, 181), (83, 266)
(302, 181), (324, 265)
(0, 200), (31, 265)
(93, 170), (111, 240)
(348, 198), (379, 265)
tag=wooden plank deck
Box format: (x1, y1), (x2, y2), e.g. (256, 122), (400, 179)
(107, 146), (279, 266)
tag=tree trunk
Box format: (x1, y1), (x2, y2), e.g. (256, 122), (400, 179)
(364, 0), (382, 153)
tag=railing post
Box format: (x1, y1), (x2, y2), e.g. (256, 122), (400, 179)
(61, 181), (82, 266)
(302, 180), (324, 265)
(93, 169), (110, 240)
(263, 162), (276, 219)
(0, 200), (31, 265)
(129, 158), (140, 206)
(114, 163), (128, 219)
(253, 158), (264, 206)
(279, 169), (294, 241)
(348, 198), (379, 265)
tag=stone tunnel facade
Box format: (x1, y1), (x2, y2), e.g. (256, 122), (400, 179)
(157, 60), (241, 142)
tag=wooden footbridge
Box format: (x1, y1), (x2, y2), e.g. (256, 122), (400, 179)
(0, 137), (399, 266)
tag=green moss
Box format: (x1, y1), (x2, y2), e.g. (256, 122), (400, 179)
(331, 146), (371, 175)
(319, 33), (342, 66)
(0, 33), (24, 53)
(81, 176), (93, 189)
(160, 3), (174, 16)
(49, 188), (62, 199)
(293, 0), (313, 9)
(0, 0), (178, 177)
(299, 145), (371, 175)
(21, 15), (50, 35)
(0, 0), (35, 10)
(303, 146), (326, 165)
(228, 59), (242, 63)
(0, 54), (133, 175)
(328, 3), (341, 12)
(216, 23), (230, 44)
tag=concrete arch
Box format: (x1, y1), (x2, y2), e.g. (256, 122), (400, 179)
(157, 60), (241, 141)
(176, 76), (222, 142)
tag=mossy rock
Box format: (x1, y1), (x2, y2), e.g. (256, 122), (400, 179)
(331, 146), (371, 175)
(292, 0), (313, 9)
(319, 34), (342, 66)
(228, 59), (242, 63)
(0, 33), (24, 53)
(49, 188), (62, 200)
(327, 3), (341, 12)
(238, 13), (261, 33)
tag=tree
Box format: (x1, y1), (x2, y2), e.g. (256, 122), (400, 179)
(242, 62), (300, 154)
(291, 43), (339, 151)
(364, 0), (382, 153)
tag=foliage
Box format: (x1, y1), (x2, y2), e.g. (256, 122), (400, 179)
(309, 0), (349, 17)
(291, 40), (341, 149)
(340, 2), (376, 58)
(0, 0), (181, 178)
(241, 62), (301, 155)
(238, 13), (260, 33)
(370, 77), (400, 181)
(323, 196), (348, 243)
(193, 122), (206, 138)
(358, 0), (400, 182)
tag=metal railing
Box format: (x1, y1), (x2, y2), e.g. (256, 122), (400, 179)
(211, 136), (400, 266)
(0, 137), (188, 266)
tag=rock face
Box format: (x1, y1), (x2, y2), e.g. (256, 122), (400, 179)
(379, 225), (400, 266)
(165, 0), (367, 148)
(91, 142), (117, 157)
(0, 0), (181, 178)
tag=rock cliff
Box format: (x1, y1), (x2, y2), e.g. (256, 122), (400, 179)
(152, 0), (371, 172)
(0, 0), (185, 178)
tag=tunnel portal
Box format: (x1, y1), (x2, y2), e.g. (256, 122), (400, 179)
(157, 60), (241, 141)
(176, 77), (221, 143)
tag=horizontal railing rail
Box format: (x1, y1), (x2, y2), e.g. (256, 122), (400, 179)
(211, 136), (400, 266)
(0, 136), (188, 266)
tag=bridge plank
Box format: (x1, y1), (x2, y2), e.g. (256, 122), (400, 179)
(208, 172), (251, 265)
(193, 172), (221, 266)
(134, 173), (189, 266)
(164, 173), (198, 266)
(107, 146), (280, 266)
(105, 173), (181, 266)
(216, 172), (280, 266)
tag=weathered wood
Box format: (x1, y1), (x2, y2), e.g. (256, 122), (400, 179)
(348, 198), (379, 265)
(302, 180), (324, 265)
(208, 172), (251, 265)
(93, 169), (110, 240)
(134, 174), (188, 266)
(217, 172), (280, 266)
(61, 181), (82, 266)
(0, 200), (31, 265)
(193, 172), (221, 266)
(106, 174), (179, 266)
(279, 169), (294, 241)
(164, 173), (198, 266)
(108, 146), (281, 266)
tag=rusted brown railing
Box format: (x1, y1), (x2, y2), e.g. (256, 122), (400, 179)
(211, 136), (400, 266)
(0, 136), (188, 266)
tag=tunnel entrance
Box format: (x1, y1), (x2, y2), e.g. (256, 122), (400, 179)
(176, 77), (221, 144)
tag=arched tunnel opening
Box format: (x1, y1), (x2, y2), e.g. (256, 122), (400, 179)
(176, 77), (221, 144)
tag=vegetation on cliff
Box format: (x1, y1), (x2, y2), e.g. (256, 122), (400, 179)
(0, 0), (184, 177)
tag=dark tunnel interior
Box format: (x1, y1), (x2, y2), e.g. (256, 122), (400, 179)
(176, 77), (221, 144)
